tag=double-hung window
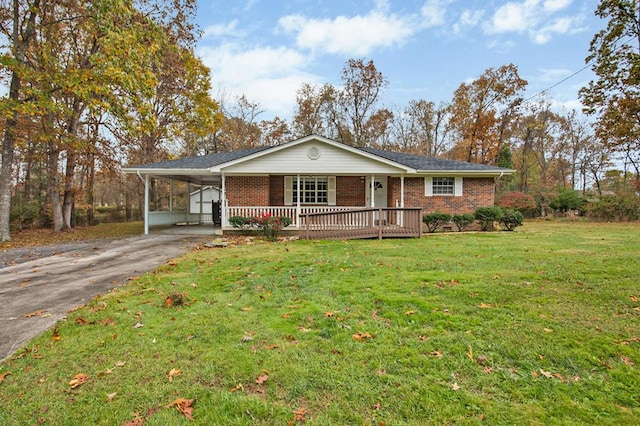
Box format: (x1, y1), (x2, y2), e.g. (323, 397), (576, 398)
(425, 176), (463, 197)
(432, 177), (455, 195)
(293, 176), (328, 204)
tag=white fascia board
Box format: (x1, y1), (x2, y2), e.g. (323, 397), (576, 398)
(122, 168), (215, 176)
(416, 169), (515, 177)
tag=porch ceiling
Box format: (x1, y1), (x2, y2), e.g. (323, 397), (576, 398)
(146, 173), (222, 186)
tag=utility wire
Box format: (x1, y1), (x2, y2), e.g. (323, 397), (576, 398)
(525, 35), (635, 102)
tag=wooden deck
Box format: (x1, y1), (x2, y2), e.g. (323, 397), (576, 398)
(298, 208), (422, 240)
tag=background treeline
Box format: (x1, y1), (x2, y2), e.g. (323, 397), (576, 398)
(1, 0), (638, 241)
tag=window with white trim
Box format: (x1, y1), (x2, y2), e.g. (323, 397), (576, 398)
(425, 176), (463, 197)
(432, 177), (455, 195)
(293, 176), (328, 204)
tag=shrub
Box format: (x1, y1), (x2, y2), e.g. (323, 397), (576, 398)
(452, 213), (475, 232)
(475, 206), (504, 231)
(497, 191), (537, 216)
(585, 194), (640, 221)
(229, 216), (251, 228)
(499, 209), (524, 231)
(251, 213), (291, 241)
(549, 187), (586, 214)
(422, 212), (452, 233)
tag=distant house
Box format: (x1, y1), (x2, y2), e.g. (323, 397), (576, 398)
(123, 135), (514, 235)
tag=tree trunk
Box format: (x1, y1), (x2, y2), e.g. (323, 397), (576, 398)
(48, 143), (64, 232)
(62, 151), (76, 229)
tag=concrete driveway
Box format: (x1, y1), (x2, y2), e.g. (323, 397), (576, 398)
(0, 229), (211, 362)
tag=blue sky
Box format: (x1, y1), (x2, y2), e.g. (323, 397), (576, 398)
(195, 0), (603, 119)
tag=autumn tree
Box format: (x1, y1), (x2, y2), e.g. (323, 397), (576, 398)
(448, 64), (527, 164)
(291, 82), (336, 138)
(393, 100), (451, 156)
(580, 0), (640, 181)
(333, 58), (390, 147)
(0, 0), (42, 241)
(213, 94), (263, 151)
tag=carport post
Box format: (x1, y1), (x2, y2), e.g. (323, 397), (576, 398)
(144, 174), (150, 235)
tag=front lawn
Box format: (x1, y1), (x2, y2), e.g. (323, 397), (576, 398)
(1, 221), (638, 425)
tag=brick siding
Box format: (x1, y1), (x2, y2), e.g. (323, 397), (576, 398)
(390, 177), (495, 213)
(336, 176), (365, 206)
(227, 175), (494, 213)
(225, 176), (270, 206)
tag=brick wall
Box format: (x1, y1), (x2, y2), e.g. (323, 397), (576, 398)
(390, 177), (495, 213)
(226, 176), (270, 206)
(227, 175), (494, 212)
(269, 176), (284, 205)
(336, 176), (365, 206)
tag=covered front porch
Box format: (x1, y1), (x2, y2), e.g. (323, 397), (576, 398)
(140, 173), (410, 235)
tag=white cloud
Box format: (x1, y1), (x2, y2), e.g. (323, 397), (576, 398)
(278, 8), (423, 56)
(197, 43), (320, 118)
(543, 0), (572, 13)
(453, 9), (485, 34)
(421, 0), (450, 27)
(536, 67), (572, 82)
(202, 20), (243, 39)
(483, 0), (583, 44)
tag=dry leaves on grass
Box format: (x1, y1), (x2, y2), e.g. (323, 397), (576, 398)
(352, 332), (374, 342)
(168, 368), (181, 382)
(166, 398), (195, 421)
(0, 372), (11, 383)
(68, 373), (89, 389)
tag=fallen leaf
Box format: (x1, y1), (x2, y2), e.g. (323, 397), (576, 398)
(133, 322), (143, 329)
(0, 372), (11, 383)
(619, 355), (635, 366)
(106, 392), (117, 402)
(75, 316), (88, 325)
(404, 310), (415, 316)
(51, 327), (61, 342)
(372, 402), (382, 410)
(115, 361), (126, 367)
(241, 307), (253, 311)
(168, 368), (181, 382)
(352, 332), (374, 342)
(418, 335), (429, 341)
(68, 373), (89, 388)
(324, 312), (334, 317)
(24, 310), (46, 318)
(293, 407), (308, 422)
(451, 382), (460, 391)
(539, 369), (553, 379)
(466, 345), (474, 362)
(543, 328), (553, 333)
(230, 383), (244, 392)
(429, 350), (443, 358)
(166, 398), (194, 421)
(630, 295), (638, 303)
(256, 374), (269, 385)
(478, 303), (495, 309)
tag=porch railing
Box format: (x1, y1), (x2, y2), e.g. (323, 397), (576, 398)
(226, 206), (361, 228)
(298, 208), (423, 240)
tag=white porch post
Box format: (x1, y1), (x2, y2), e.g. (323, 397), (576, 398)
(199, 183), (203, 223)
(144, 174), (150, 235)
(400, 176), (405, 227)
(370, 175), (375, 207)
(169, 179), (174, 212)
(296, 174), (301, 227)
(221, 173), (227, 228)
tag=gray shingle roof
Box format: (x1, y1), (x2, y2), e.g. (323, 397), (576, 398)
(128, 142), (509, 173)
(129, 146), (270, 169)
(359, 147), (509, 171)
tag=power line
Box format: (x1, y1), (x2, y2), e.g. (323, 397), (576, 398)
(525, 35), (635, 102)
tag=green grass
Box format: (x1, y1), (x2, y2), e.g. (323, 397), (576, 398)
(1, 221), (639, 425)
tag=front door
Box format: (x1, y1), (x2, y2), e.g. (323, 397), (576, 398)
(365, 177), (388, 208)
